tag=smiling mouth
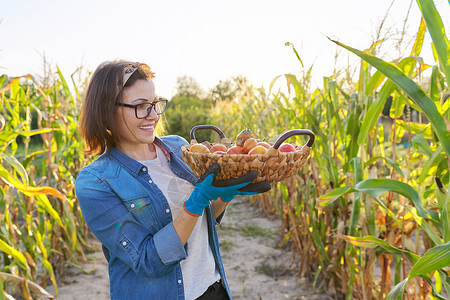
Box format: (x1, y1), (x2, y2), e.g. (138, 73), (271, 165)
(139, 124), (155, 130)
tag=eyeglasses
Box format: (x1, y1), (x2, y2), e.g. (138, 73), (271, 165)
(115, 98), (168, 119)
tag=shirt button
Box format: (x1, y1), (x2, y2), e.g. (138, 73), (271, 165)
(166, 209), (170, 213)
(122, 241), (127, 246)
(148, 180), (153, 184)
(130, 204), (135, 208)
(178, 280), (182, 284)
(142, 167), (147, 172)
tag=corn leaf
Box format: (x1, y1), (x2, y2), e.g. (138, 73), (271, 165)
(390, 92), (407, 119)
(22, 149), (47, 168)
(19, 186), (66, 200)
(348, 158), (363, 237)
(438, 270), (450, 296)
(0, 77), (22, 94)
(411, 134), (434, 157)
(410, 18), (427, 57)
(70, 69), (82, 105)
(35, 194), (64, 228)
(429, 65), (441, 105)
(0, 165), (66, 201)
(285, 42), (304, 67)
(406, 206), (443, 245)
(396, 120), (433, 138)
(317, 186), (357, 206)
(18, 128), (54, 137)
(418, 146), (445, 183)
(356, 179), (439, 220)
(357, 73), (396, 146)
(0, 131), (17, 145)
(364, 70), (385, 97)
(331, 39), (450, 158)
(0, 239), (29, 272)
(408, 241), (450, 279)
(309, 213), (330, 265)
(386, 279), (408, 300)
(345, 102), (363, 162)
(269, 75), (282, 93)
(38, 253), (58, 296)
(357, 56), (418, 146)
(56, 66), (72, 99)
(319, 179), (438, 220)
(442, 187), (450, 242)
(416, 0), (450, 86)
(342, 234), (449, 300)
(0, 272), (54, 299)
(0, 128), (53, 148)
(2, 153), (29, 184)
(0, 74), (6, 87)
(336, 235), (420, 263)
(285, 74), (305, 98)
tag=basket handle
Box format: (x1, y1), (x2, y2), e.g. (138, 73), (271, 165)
(272, 129), (315, 149)
(190, 125), (226, 141)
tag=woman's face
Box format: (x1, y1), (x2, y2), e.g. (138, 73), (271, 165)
(114, 79), (160, 151)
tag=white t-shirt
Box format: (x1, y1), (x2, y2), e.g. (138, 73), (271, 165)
(140, 145), (220, 300)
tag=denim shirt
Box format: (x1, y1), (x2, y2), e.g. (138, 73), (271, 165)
(74, 135), (231, 300)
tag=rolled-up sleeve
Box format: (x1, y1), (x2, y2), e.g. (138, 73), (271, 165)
(75, 170), (186, 278)
(153, 223), (187, 264)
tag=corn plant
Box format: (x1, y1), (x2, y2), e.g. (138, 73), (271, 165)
(210, 1), (449, 299)
(0, 69), (92, 299)
(320, 0), (450, 298)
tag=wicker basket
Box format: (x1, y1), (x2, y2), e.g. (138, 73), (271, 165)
(181, 125), (315, 183)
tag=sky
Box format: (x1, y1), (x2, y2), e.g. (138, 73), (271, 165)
(1, 0), (449, 98)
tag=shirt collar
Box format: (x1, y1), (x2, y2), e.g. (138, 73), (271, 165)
(106, 137), (172, 177)
(107, 148), (143, 177)
(154, 137), (171, 161)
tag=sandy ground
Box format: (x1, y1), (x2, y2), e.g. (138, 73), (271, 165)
(45, 197), (331, 300)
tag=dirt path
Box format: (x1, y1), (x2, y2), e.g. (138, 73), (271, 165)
(46, 196), (330, 299)
(45, 242), (109, 300)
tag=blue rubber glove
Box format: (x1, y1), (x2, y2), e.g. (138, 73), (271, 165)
(184, 164), (271, 215)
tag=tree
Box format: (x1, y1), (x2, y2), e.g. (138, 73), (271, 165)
(165, 76), (212, 141)
(210, 75), (254, 103)
(173, 75), (206, 99)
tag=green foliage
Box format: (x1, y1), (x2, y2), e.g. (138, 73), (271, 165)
(210, 75), (254, 103)
(165, 75), (216, 141)
(173, 75), (206, 99)
(0, 1), (448, 299)
(0, 71), (92, 298)
(211, 1), (449, 298)
(165, 95), (212, 142)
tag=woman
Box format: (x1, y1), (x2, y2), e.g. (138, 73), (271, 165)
(75, 60), (270, 299)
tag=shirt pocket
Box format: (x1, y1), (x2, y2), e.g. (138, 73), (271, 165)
(123, 196), (160, 234)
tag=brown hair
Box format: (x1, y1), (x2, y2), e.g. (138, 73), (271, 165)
(79, 60), (160, 155)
